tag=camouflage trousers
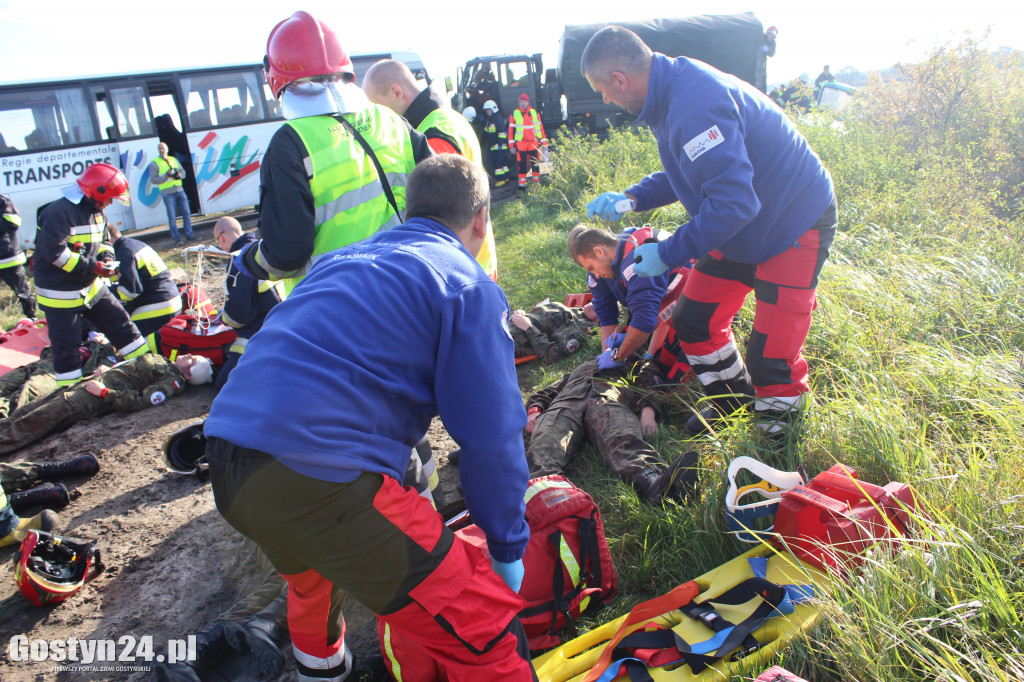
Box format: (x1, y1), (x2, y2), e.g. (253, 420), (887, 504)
(526, 396), (666, 486)
(0, 387), (106, 456)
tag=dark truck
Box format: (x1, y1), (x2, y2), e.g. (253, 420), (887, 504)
(449, 12), (771, 134)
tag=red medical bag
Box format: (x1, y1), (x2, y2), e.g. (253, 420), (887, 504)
(773, 464), (918, 573)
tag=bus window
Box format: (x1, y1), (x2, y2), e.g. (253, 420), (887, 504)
(181, 71), (264, 128)
(262, 83), (281, 119)
(110, 85), (154, 138)
(0, 86), (96, 153)
(149, 93), (182, 131)
(90, 87), (117, 141)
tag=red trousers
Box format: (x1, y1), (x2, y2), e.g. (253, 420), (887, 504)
(672, 203), (837, 416)
(206, 440), (536, 682)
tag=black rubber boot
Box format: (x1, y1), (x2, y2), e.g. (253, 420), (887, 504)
(221, 593), (287, 680)
(35, 454), (100, 481)
(350, 654), (388, 682)
(149, 623), (230, 682)
(685, 396), (753, 436)
(633, 469), (665, 505)
(8, 483), (71, 514)
(659, 451), (700, 502)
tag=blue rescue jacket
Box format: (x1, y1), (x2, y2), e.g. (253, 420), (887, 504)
(628, 54), (835, 267)
(587, 226), (672, 334)
(204, 217), (530, 562)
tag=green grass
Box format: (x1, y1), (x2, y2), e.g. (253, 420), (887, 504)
(486, 37), (1024, 681)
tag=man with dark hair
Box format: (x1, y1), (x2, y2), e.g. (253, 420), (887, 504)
(581, 26), (837, 442)
(204, 155), (536, 682)
(567, 224), (674, 369)
(106, 223), (182, 350)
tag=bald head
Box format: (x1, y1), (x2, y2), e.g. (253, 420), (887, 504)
(362, 59), (421, 115)
(213, 216), (243, 252)
(580, 26), (654, 115)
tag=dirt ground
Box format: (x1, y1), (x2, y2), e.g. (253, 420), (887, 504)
(0, 224), (467, 681)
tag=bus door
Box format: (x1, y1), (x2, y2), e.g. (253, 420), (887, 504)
(146, 79), (200, 215)
(178, 69), (281, 219)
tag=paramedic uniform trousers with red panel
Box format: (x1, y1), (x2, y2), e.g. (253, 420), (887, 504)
(205, 439), (536, 682)
(672, 201), (837, 432)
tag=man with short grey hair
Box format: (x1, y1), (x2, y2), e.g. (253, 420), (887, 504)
(581, 25), (837, 443)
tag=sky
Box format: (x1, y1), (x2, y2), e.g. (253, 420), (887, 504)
(1, 0), (1022, 89)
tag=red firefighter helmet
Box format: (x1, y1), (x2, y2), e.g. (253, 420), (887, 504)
(14, 530), (105, 606)
(264, 11), (353, 98)
(76, 163), (130, 207)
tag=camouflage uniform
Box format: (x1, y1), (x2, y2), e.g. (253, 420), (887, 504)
(0, 354), (187, 455)
(512, 301), (593, 363)
(526, 355), (671, 488)
(0, 341), (117, 419)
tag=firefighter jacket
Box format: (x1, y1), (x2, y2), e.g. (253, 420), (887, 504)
(243, 105), (432, 293)
(0, 193), (26, 270)
(222, 232), (284, 348)
(587, 227), (672, 334)
(482, 111), (508, 152)
(509, 107), (546, 151)
(206, 217), (530, 563)
(512, 301), (593, 363)
(627, 54), (835, 267)
(110, 236), (181, 324)
(148, 155), (186, 196)
(403, 88), (497, 281)
(33, 196), (108, 310)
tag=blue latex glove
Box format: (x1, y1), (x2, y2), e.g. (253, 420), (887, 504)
(586, 192), (632, 222)
(632, 242), (669, 277)
(492, 558), (525, 593)
(605, 332), (627, 351)
(597, 348), (625, 370)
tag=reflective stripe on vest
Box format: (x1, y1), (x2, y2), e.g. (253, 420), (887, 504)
(130, 295), (182, 322)
(0, 252), (27, 268)
(228, 336), (248, 355)
(154, 156), (183, 192)
(417, 108), (497, 280)
(134, 244), (169, 278)
(35, 279), (105, 309)
(285, 106), (416, 290)
(510, 108), (542, 141)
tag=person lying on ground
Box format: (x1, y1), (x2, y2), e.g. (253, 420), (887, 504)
(510, 300), (598, 363)
(1, 454), (99, 515)
(526, 350), (698, 505)
(0, 354), (213, 456)
(0, 338), (116, 419)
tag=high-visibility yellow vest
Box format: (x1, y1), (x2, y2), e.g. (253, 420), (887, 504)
(154, 156), (183, 192)
(285, 105), (417, 293)
(418, 108), (498, 281)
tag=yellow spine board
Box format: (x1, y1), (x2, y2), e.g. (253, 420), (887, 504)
(532, 546), (828, 682)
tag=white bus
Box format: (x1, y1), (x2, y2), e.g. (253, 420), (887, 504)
(0, 51), (432, 250)
(0, 63), (285, 249)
